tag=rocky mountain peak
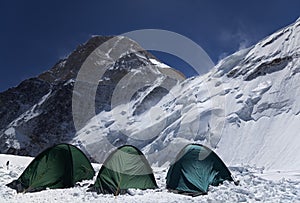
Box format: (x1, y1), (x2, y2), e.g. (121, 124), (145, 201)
(0, 35), (183, 156)
(38, 36), (114, 83)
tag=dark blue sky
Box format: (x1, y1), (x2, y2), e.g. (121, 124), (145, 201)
(0, 0), (299, 92)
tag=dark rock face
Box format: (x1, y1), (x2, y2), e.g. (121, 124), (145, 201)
(0, 36), (116, 155)
(0, 36), (182, 156)
(0, 78), (51, 132)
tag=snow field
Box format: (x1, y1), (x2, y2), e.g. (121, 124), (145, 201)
(0, 154), (299, 203)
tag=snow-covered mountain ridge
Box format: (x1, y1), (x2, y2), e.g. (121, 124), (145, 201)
(74, 18), (300, 173)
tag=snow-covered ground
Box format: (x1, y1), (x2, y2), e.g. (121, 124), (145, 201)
(0, 154), (299, 203)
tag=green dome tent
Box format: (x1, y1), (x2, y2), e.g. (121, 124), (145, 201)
(6, 143), (95, 193)
(89, 145), (157, 195)
(166, 144), (233, 196)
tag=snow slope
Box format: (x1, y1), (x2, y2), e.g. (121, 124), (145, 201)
(73, 18), (300, 175)
(0, 154), (299, 203)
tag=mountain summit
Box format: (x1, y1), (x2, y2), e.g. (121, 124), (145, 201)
(0, 36), (183, 156)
